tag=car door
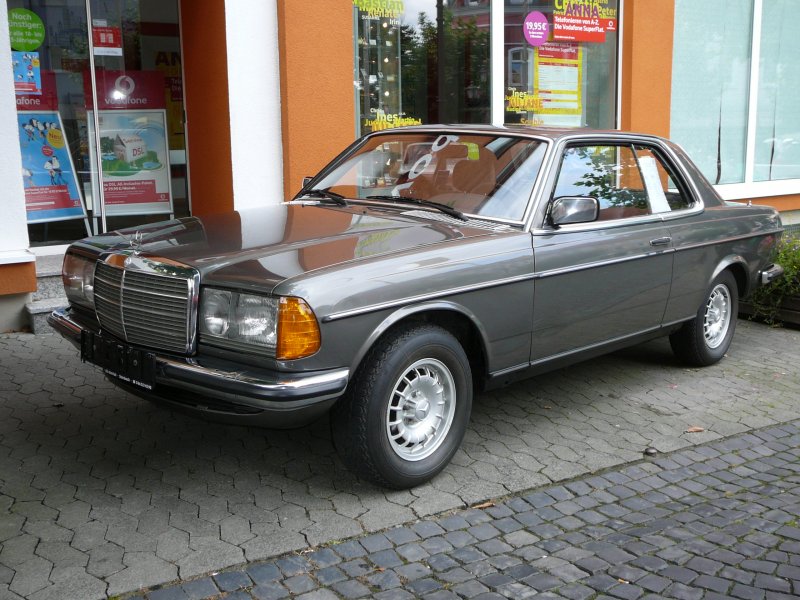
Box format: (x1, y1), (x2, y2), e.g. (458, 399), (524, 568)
(530, 140), (675, 362)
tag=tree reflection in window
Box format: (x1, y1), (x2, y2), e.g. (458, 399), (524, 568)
(553, 145), (650, 220)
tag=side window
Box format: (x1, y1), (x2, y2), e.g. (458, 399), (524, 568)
(552, 145), (651, 221)
(633, 145), (694, 212)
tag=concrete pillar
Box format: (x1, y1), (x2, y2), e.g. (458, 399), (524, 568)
(224, 0), (284, 209)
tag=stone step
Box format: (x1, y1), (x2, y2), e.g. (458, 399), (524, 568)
(25, 296), (68, 335)
(32, 253), (65, 301)
(32, 273), (64, 301)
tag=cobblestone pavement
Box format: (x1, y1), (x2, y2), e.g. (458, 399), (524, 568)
(0, 320), (798, 599)
(126, 420), (800, 600)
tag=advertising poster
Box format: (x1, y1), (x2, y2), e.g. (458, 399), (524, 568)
(87, 110), (173, 216)
(552, 0), (617, 43)
(17, 110), (88, 224)
(533, 43), (583, 127)
(12, 51), (41, 95)
(86, 70), (173, 217)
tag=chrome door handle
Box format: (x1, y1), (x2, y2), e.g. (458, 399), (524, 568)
(649, 237), (672, 247)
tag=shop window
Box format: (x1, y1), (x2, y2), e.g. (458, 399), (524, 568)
(503, 0), (619, 128)
(8, 0), (187, 246)
(671, 0), (800, 191)
(754, 0), (800, 182)
(353, 0), (491, 136)
(670, 0), (751, 185)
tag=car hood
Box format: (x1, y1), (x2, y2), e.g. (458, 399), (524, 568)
(81, 202), (509, 292)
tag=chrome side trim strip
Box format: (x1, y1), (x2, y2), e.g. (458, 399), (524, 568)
(321, 273), (536, 322)
(532, 249), (675, 280)
(672, 229), (784, 253)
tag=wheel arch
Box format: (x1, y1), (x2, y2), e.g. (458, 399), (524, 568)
(711, 256), (749, 298)
(349, 302), (491, 390)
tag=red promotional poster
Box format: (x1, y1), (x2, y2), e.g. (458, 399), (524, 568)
(103, 180), (169, 205)
(551, 0), (618, 43)
(552, 13), (606, 43)
(25, 185), (75, 211)
(92, 25), (123, 56)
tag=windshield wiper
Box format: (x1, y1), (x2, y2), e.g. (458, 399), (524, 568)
(299, 188), (348, 206)
(366, 195), (467, 221)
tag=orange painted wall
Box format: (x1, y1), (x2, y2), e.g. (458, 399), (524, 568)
(277, 1), (355, 198)
(180, 0), (234, 215)
(620, 0), (675, 137)
(751, 194), (800, 213)
(0, 263), (36, 296)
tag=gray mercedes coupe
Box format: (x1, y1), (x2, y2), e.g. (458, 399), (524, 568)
(50, 126), (784, 488)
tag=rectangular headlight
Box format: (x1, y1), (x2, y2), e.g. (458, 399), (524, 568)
(199, 288), (279, 353)
(62, 253), (95, 309)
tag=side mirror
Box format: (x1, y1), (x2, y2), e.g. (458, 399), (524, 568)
(550, 196), (599, 226)
(302, 176), (313, 188)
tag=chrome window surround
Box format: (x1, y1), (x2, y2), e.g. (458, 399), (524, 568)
(527, 133), (707, 234)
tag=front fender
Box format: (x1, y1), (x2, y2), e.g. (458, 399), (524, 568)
(348, 300), (494, 378)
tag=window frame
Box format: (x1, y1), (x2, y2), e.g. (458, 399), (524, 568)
(531, 135), (704, 233)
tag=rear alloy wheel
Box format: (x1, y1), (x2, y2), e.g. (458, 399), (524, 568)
(332, 324), (472, 489)
(670, 270), (738, 366)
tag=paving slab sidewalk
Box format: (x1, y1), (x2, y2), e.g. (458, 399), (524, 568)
(0, 320), (798, 599)
(126, 420), (800, 600)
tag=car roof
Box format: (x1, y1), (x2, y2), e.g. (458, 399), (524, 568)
(367, 124), (667, 144)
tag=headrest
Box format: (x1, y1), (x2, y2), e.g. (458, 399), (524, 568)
(451, 150), (496, 195)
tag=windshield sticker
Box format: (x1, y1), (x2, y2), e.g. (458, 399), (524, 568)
(393, 135), (459, 196)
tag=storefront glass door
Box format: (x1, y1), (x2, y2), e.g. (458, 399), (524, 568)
(8, 0), (187, 247)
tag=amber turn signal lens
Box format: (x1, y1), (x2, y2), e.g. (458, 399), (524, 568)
(276, 297), (321, 360)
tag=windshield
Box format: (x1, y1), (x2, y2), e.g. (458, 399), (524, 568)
(308, 132), (547, 221)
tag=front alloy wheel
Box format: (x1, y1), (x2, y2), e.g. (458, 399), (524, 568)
(332, 324), (472, 489)
(386, 358), (457, 462)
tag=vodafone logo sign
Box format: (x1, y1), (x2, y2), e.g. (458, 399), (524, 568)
(91, 70), (165, 109)
(105, 75), (148, 106)
(114, 75), (136, 96)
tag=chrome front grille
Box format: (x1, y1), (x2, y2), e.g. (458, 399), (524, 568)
(94, 259), (197, 354)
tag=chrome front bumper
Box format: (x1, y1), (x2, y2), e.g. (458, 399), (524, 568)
(48, 307), (349, 427)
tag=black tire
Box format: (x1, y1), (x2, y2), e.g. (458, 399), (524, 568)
(331, 324), (472, 489)
(670, 270), (738, 367)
